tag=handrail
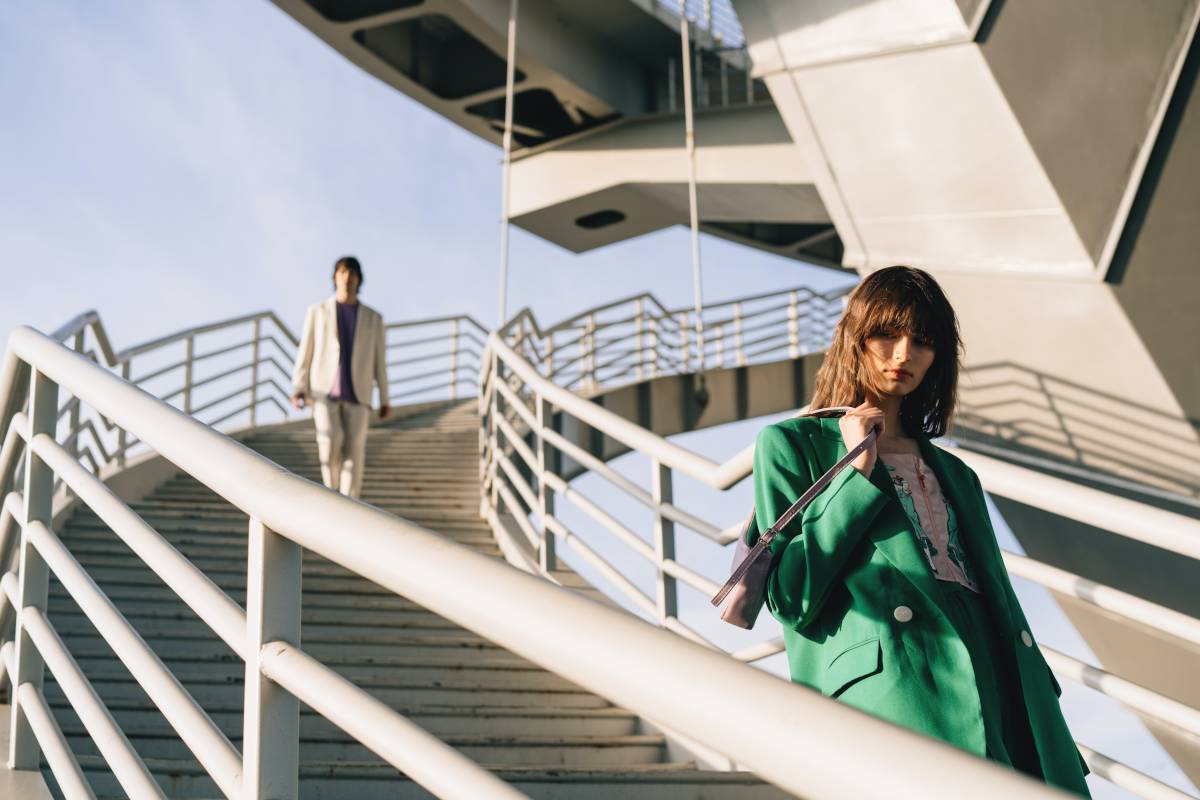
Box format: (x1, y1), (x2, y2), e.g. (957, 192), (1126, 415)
(484, 334), (1200, 553)
(480, 305), (1200, 799)
(0, 324), (1080, 799)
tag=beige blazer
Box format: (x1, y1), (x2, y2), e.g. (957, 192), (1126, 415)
(291, 296), (390, 407)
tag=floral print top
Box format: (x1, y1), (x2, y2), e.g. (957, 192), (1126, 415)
(878, 452), (981, 593)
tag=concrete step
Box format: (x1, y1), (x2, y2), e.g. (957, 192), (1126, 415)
(56, 532), (496, 563)
(50, 703), (640, 738)
(58, 630), (506, 659)
(48, 582), (440, 612)
(44, 676), (608, 709)
(50, 568), (452, 597)
(51, 656), (585, 692)
(62, 724), (666, 766)
(50, 556), (501, 587)
(46, 600), (474, 633)
(59, 524), (496, 552)
(47, 611), (473, 640)
(77, 758), (792, 800)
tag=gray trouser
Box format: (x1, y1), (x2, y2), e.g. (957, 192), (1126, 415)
(313, 398), (370, 498)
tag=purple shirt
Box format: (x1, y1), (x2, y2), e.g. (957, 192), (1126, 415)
(328, 301), (359, 404)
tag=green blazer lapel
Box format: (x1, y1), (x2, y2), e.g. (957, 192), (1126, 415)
(813, 419), (943, 609)
(917, 437), (1017, 632)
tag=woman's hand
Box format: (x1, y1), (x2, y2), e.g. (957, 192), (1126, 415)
(839, 401), (884, 477)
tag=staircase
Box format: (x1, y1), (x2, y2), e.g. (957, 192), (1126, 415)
(43, 400), (789, 798)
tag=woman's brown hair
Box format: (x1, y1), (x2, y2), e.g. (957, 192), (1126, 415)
(809, 266), (962, 438)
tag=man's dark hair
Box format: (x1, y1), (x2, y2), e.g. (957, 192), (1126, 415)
(333, 256), (364, 289)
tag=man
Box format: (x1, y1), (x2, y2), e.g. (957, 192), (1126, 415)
(291, 256), (390, 499)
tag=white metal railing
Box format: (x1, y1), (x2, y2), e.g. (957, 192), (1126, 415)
(19, 308), (488, 491)
(0, 325), (1079, 799)
(496, 285), (850, 395)
(479, 317), (1200, 800)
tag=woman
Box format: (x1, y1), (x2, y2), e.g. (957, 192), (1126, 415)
(753, 266), (1090, 797)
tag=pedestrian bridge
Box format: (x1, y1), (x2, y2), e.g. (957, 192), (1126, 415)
(1, 285), (1197, 799)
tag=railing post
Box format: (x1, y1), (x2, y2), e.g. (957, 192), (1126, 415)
(535, 395), (556, 572)
(488, 352), (501, 516)
(8, 369), (58, 770)
(715, 324), (725, 368)
(787, 290), (800, 359)
(249, 318), (261, 428)
(68, 331), (84, 461)
(733, 302), (745, 366)
(243, 517), (301, 800)
(449, 319), (460, 401)
(543, 333), (555, 377)
(680, 311), (691, 373)
(117, 360), (130, 467)
(584, 314), (596, 392)
(651, 460), (677, 623)
(635, 299), (645, 382)
(648, 315), (659, 379)
(183, 334), (195, 415)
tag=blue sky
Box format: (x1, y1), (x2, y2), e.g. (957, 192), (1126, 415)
(1, 3), (1193, 799)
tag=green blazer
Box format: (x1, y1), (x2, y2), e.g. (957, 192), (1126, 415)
(752, 417), (1090, 796)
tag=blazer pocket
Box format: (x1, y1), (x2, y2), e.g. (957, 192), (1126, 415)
(822, 637), (882, 699)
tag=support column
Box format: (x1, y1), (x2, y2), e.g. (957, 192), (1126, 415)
(242, 518), (301, 799)
(651, 461), (678, 623)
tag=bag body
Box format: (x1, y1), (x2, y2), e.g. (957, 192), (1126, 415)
(713, 406), (871, 628)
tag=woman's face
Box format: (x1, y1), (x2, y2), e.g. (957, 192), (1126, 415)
(862, 326), (936, 399)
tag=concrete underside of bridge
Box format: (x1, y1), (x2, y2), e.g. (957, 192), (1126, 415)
(273, 0), (1200, 784)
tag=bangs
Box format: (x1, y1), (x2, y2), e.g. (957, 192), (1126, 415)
(855, 283), (949, 348)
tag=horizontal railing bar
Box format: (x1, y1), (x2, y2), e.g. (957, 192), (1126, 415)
(191, 338), (256, 365)
(495, 453), (540, 518)
(10, 325), (1070, 800)
(496, 482), (542, 552)
(24, 519), (243, 797)
(951, 433), (1200, 512)
(0, 414), (25, 503)
(662, 617), (723, 651)
(1002, 550), (1200, 647)
(492, 378), (537, 431)
(119, 310), (296, 359)
(0, 638), (13, 691)
(51, 311), (116, 362)
(207, 396), (288, 430)
(388, 331), (469, 349)
(188, 379), (277, 419)
(23, 607), (166, 799)
(259, 642), (524, 799)
(661, 558), (720, 596)
(543, 472), (658, 564)
(1, 490), (27, 581)
(492, 334), (752, 489)
(542, 515), (659, 618)
(1042, 645), (1200, 735)
(1076, 743), (1198, 800)
(732, 638), (786, 663)
(386, 349), (463, 369)
(386, 314), (489, 334)
(16, 681), (97, 800)
(954, 446), (1200, 562)
(24, 430), (247, 656)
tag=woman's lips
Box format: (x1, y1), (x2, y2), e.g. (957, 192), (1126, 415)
(889, 370), (911, 378)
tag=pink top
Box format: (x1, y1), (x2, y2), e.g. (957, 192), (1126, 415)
(878, 449), (981, 593)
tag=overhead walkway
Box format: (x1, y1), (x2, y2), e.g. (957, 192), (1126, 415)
(0, 287), (1196, 798)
